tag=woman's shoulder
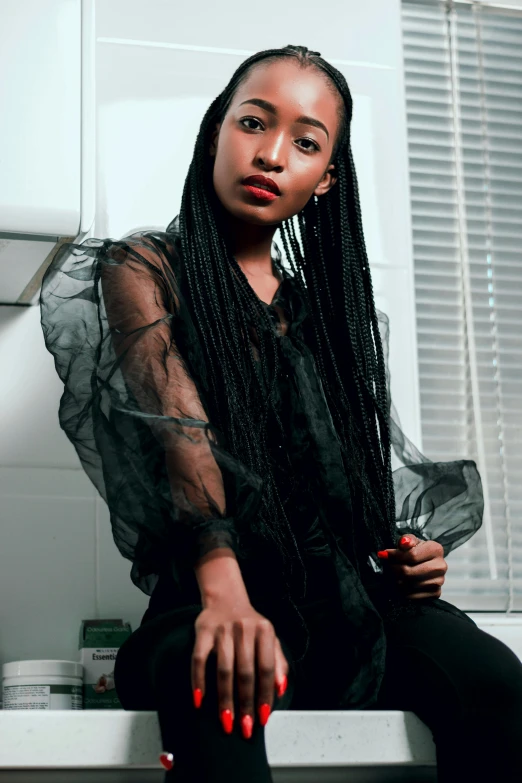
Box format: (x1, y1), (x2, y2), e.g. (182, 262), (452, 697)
(113, 223), (182, 271)
(41, 221), (189, 336)
(94, 221), (186, 310)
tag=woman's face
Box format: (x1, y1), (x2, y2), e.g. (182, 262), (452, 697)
(209, 59), (341, 226)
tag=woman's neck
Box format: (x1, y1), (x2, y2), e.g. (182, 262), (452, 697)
(220, 211), (279, 277)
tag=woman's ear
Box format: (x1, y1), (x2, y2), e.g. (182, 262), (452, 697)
(209, 122), (222, 158)
(314, 163), (337, 198)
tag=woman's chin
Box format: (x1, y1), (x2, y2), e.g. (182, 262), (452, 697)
(221, 201), (284, 226)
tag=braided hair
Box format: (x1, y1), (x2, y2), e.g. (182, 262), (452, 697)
(173, 43), (397, 582)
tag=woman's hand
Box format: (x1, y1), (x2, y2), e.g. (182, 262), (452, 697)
(191, 595), (289, 739)
(377, 535), (448, 599)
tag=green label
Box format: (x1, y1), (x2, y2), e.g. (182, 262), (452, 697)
(4, 685), (81, 694)
(79, 623), (131, 649)
(82, 685), (123, 709)
(50, 685), (82, 695)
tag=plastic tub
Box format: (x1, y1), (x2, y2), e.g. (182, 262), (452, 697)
(2, 660), (83, 710)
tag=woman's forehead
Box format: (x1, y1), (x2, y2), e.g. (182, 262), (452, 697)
(232, 59), (340, 123)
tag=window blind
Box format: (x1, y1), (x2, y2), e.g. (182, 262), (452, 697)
(401, 0), (522, 611)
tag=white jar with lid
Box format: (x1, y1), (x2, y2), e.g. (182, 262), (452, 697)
(2, 660), (83, 710)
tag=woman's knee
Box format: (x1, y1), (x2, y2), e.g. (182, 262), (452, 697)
(386, 614), (522, 719)
(471, 631), (522, 713)
(121, 606), (297, 715)
(114, 611), (199, 710)
(154, 631), (296, 717)
(150, 619), (199, 695)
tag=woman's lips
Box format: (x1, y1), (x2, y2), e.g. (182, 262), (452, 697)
(242, 184), (279, 201)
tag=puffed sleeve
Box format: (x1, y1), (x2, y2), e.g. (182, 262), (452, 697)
(40, 231), (263, 595)
(377, 308), (485, 557)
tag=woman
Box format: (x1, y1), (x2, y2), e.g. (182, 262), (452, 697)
(40, 44), (522, 782)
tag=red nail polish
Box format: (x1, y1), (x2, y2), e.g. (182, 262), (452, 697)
(259, 703), (271, 726)
(193, 688), (202, 708)
(159, 752), (174, 770)
(276, 674), (288, 698)
(377, 550), (389, 559)
(241, 714), (253, 739)
(220, 709), (234, 734)
(400, 536), (411, 546)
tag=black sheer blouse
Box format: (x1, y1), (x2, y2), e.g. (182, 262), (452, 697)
(40, 215), (484, 708)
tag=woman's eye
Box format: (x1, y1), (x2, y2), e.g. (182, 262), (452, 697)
(296, 138), (320, 152)
(239, 117), (319, 152)
(240, 117), (263, 131)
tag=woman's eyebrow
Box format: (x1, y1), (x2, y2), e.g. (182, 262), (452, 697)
(238, 98), (329, 140)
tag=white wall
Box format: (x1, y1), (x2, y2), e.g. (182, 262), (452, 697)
(0, 0), (418, 673)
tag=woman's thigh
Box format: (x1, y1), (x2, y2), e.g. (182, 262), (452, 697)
(375, 600), (522, 780)
(375, 599), (522, 725)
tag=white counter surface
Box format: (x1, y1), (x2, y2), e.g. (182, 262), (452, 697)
(0, 709), (436, 769)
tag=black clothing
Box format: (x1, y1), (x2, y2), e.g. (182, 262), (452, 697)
(40, 214), (484, 708)
(114, 576), (522, 783)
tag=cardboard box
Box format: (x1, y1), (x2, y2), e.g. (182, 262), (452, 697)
(78, 619), (132, 709)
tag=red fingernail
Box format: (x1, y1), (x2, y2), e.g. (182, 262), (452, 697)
(193, 688), (202, 708)
(400, 536), (411, 546)
(259, 703), (271, 726)
(220, 709), (234, 734)
(241, 714), (253, 739)
(276, 674), (288, 698)
(159, 752), (174, 770)
(377, 550), (389, 559)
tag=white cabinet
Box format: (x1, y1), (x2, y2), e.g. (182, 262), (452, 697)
(0, 0), (94, 304)
(0, 0), (81, 236)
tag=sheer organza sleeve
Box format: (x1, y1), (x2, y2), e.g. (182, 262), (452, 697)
(376, 308), (484, 557)
(40, 232), (263, 595)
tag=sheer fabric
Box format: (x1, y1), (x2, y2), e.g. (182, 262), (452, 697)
(40, 215), (484, 708)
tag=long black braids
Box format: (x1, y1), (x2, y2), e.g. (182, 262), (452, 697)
(172, 43), (397, 590)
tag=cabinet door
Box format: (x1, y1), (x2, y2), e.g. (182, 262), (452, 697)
(0, 0), (81, 236)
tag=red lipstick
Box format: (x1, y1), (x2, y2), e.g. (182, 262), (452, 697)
(242, 174), (280, 201)
(243, 184), (279, 201)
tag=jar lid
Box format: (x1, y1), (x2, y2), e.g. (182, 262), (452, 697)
(3, 660), (83, 679)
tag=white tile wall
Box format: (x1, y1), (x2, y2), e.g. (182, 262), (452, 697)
(96, 498), (149, 634)
(0, 473), (96, 666)
(0, 0), (421, 673)
(0, 306), (80, 469)
(0, 464), (149, 673)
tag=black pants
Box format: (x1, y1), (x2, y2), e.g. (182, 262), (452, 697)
(115, 586), (522, 783)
